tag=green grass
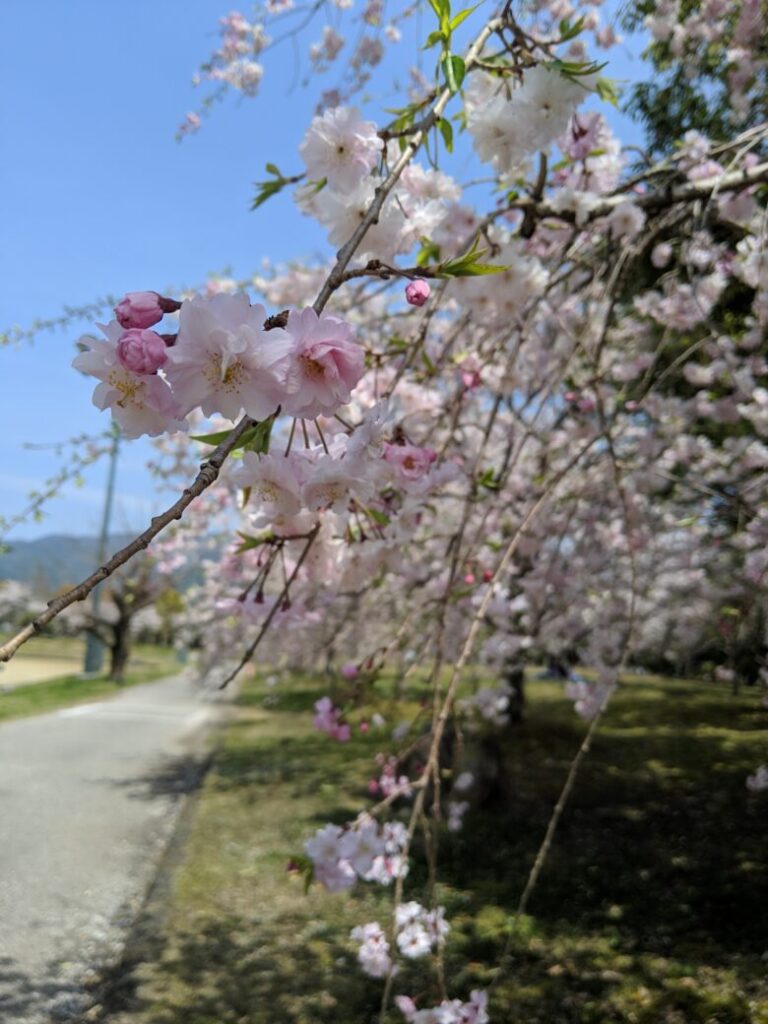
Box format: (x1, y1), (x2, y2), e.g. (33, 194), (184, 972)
(104, 670), (768, 1024)
(0, 642), (179, 722)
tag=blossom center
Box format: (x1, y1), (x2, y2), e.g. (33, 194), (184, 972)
(300, 352), (326, 380)
(108, 370), (145, 408)
(203, 351), (247, 393)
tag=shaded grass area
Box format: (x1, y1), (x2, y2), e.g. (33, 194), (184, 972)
(0, 642), (179, 722)
(106, 671), (768, 1024)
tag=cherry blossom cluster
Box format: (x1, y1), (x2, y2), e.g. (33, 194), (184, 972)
(304, 817), (409, 892)
(351, 901), (449, 978)
(368, 753), (413, 800)
(458, 682), (513, 729)
(396, 989), (489, 1024)
(313, 695), (350, 741)
(74, 291), (364, 439)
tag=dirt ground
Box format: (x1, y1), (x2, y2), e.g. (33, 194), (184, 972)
(0, 647), (85, 688)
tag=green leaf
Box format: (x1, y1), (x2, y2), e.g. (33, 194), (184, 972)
(427, 0), (451, 31)
(416, 237), (442, 266)
(190, 428), (243, 446)
(549, 58), (608, 77)
(244, 417), (275, 454)
(439, 242), (508, 277)
(449, 3), (480, 31)
(236, 529), (275, 553)
(437, 116), (454, 153)
(558, 15), (585, 42)
(477, 468), (500, 491)
(675, 516), (698, 528)
(388, 335), (409, 352)
(442, 53), (466, 92)
(367, 507), (391, 526)
(595, 76), (621, 106)
(251, 162), (301, 211)
(191, 423), (268, 451)
(423, 28), (445, 49)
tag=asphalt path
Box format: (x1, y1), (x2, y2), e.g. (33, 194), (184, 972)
(0, 672), (226, 1023)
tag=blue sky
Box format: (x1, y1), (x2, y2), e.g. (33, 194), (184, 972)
(0, 0), (647, 542)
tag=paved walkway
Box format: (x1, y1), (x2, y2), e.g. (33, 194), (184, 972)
(0, 673), (226, 1022)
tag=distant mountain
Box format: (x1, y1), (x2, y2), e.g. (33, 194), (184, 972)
(0, 533), (216, 594)
(0, 534), (135, 593)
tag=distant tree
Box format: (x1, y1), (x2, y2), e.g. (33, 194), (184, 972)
(83, 556), (160, 682)
(622, 1), (767, 155)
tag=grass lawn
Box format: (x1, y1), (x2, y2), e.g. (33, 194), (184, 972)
(0, 640), (179, 723)
(103, 669), (768, 1024)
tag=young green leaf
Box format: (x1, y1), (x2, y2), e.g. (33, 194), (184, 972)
(449, 3), (480, 31)
(438, 116), (454, 153)
(191, 424), (262, 450)
(244, 417), (275, 454)
(442, 53), (466, 92)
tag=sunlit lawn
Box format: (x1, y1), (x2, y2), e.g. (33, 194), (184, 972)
(104, 669), (768, 1024)
(0, 638), (179, 722)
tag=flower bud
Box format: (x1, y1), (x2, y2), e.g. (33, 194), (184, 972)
(116, 329), (168, 374)
(405, 279), (431, 307)
(115, 291), (166, 329)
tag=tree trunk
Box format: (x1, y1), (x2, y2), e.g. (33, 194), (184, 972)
(109, 620), (131, 683)
(503, 660), (525, 723)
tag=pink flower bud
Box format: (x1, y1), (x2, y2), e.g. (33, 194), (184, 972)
(341, 662), (359, 680)
(115, 291), (165, 329)
(464, 573), (475, 585)
(405, 279), (431, 307)
(116, 329), (168, 374)
(461, 368), (482, 390)
(359, 720), (370, 733)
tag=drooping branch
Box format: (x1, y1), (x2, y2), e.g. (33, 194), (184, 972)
(0, 6), (509, 666)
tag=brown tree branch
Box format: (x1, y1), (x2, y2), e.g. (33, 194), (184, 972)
(0, 416), (255, 662)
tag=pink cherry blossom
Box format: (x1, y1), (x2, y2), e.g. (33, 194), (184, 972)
(73, 322), (185, 439)
(608, 201), (647, 238)
(232, 451), (304, 517)
(299, 106), (381, 190)
(116, 329), (168, 375)
(313, 696), (351, 741)
(383, 443), (438, 482)
(165, 292), (293, 420)
(281, 308), (365, 419)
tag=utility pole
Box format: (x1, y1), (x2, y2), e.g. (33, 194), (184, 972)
(83, 423), (120, 675)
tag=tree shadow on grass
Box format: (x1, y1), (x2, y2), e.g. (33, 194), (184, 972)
(105, 912), (389, 1024)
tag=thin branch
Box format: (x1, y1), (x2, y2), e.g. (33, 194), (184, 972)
(0, 417), (256, 662)
(217, 524), (321, 688)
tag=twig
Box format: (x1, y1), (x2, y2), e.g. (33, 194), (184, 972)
(217, 524), (321, 688)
